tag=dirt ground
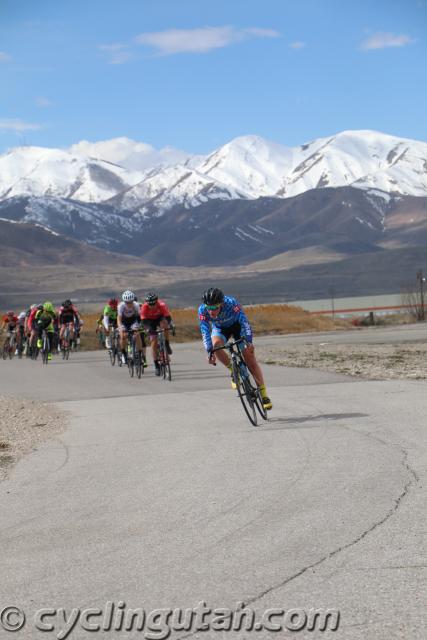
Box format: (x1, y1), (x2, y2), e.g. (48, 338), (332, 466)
(0, 395), (67, 482)
(257, 342), (427, 380)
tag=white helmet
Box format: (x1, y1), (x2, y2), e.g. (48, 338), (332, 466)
(18, 311), (26, 319)
(122, 290), (136, 302)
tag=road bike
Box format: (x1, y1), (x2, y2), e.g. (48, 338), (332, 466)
(126, 328), (145, 379)
(155, 329), (171, 381)
(2, 332), (16, 360)
(107, 327), (119, 366)
(40, 329), (51, 365)
(211, 338), (268, 426)
(29, 333), (39, 360)
(61, 324), (72, 360)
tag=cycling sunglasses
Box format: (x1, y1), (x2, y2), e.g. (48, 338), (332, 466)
(206, 303), (221, 310)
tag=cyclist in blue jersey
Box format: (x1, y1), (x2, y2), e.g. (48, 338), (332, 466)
(198, 288), (272, 410)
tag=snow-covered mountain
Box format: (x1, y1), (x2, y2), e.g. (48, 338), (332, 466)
(103, 130), (427, 215)
(0, 146), (145, 203)
(275, 130), (427, 198)
(1, 130), (427, 217)
(108, 164), (248, 216)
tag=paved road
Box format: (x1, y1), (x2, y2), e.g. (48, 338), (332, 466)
(0, 336), (425, 640)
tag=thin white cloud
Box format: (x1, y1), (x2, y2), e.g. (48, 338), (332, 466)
(35, 96), (54, 108)
(69, 137), (191, 170)
(360, 32), (416, 50)
(98, 43), (131, 65)
(134, 26), (279, 55)
(243, 28), (279, 38)
(0, 119), (42, 132)
(289, 41), (306, 49)
(0, 51), (11, 63)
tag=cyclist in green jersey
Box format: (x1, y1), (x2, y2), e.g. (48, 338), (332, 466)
(103, 298), (118, 350)
(35, 301), (57, 360)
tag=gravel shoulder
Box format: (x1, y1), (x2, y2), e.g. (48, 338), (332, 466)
(0, 395), (67, 481)
(257, 341), (427, 380)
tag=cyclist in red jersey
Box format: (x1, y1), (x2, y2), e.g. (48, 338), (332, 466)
(1, 311), (19, 352)
(59, 299), (81, 348)
(2, 311), (18, 332)
(140, 292), (174, 375)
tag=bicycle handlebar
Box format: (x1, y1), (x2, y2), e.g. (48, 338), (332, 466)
(210, 337), (248, 354)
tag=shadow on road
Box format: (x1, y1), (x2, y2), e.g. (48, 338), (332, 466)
(257, 412), (369, 431)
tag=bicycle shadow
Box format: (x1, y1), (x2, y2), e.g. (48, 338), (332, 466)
(256, 412), (369, 431)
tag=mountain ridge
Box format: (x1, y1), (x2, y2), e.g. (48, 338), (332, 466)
(1, 130), (427, 219)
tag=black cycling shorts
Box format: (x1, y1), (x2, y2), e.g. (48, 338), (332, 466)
(213, 322), (242, 343)
(142, 316), (168, 337)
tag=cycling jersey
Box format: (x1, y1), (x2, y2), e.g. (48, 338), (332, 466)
(59, 304), (79, 324)
(140, 300), (171, 321)
(118, 301), (140, 321)
(198, 296), (253, 353)
(103, 305), (118, 321)
(28, 308), (39, 329)
(35, 309), (56, 332)
(2, 315), (18, 330)
(103, 305), (118, 331)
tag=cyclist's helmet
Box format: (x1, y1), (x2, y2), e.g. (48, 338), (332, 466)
(203, 288), (224, 306)
(63, 299), (72, 308)
(18, 311), (26, 320)
(122, 290), (136, 302)
(145, 292), (158, 306)
(43, 301), (54, 313)
(6, 310), (14, 316)
(108, 298), (118, 308)
(37, 304), (44, 311)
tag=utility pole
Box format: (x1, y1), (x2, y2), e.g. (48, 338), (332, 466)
(329, 285), (335, 320)
(417, 270), (425, 321)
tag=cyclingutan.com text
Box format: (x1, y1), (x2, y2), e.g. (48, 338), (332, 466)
(0, 601), (340, 638)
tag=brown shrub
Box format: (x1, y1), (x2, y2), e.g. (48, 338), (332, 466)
(80, 304), (349, 351)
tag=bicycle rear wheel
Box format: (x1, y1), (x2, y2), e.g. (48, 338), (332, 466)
(232, 359), (257, 426)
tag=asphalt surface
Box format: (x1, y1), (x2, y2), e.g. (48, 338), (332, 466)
(0, 331), (426, 640)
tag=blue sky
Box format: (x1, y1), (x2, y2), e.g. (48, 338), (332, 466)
(0, 0), (426, 155)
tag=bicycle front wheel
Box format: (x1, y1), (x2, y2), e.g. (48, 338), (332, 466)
(232, 360), (257, 426)
(135, 351), (143, 379)
(128, 356), (134, 377)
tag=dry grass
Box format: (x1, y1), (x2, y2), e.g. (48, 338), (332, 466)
(80, 304), (349, 351)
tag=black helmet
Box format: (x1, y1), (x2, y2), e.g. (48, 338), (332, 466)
(63, 299), (72, 308)
(145, 291), (158, 305)
(203, 287), (224, 306)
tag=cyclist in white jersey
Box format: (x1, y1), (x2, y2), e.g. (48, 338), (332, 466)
(117, 290), (145, 365)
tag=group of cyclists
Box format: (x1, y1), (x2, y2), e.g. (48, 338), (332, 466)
(96, 290), (174, 376)
(1, 300), (82, 361)
(2, 286), (273, 411)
